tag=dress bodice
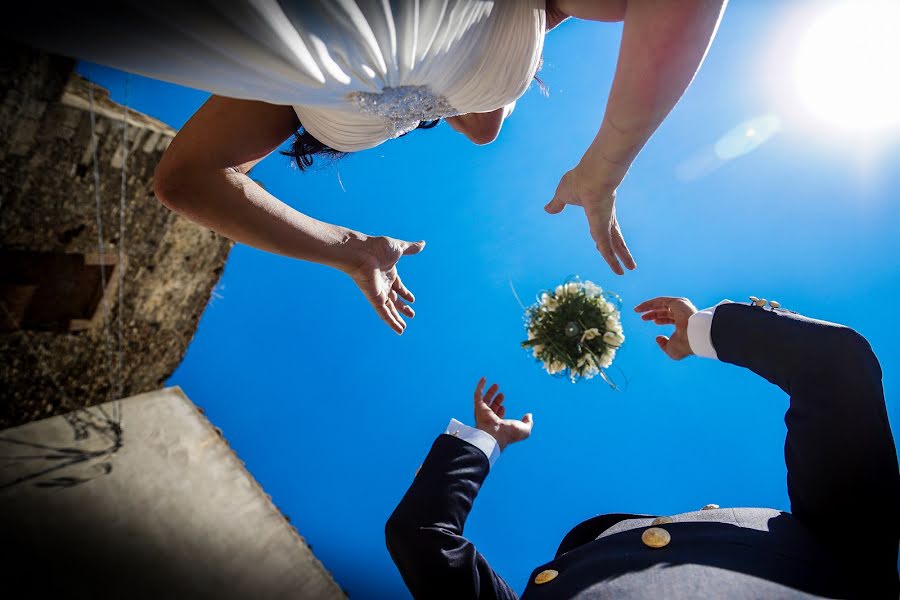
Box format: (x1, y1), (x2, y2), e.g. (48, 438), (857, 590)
(6, 1), (546, 152)
(286, 1), (546, 151)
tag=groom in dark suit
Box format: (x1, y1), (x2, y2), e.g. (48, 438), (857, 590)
(385, 296), (900, 599)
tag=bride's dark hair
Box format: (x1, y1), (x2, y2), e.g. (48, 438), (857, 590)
(282, 119), (442, 171)
(285, 67), (546, 171)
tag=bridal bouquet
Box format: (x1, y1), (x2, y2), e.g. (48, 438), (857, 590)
(521, 280), (624, 382)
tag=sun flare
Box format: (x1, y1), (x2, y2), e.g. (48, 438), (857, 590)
(793, 1), (900, 134)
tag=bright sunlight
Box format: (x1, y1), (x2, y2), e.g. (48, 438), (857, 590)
(793, 1), (900, 134)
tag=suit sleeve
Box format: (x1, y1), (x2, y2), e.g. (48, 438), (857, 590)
(385, 434), (517, 600)
(710, 303), (900, 595)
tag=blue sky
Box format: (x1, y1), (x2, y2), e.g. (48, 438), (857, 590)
(80, 1), (900, 597)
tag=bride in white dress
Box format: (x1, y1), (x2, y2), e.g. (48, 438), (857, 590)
(5, 0), (726, 334)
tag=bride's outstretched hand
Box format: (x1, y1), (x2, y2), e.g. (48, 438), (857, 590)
(342, 235), (425, 335)
(545, 167), (636, 275)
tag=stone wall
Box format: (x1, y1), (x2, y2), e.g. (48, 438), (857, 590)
(0, 45), (232, 428)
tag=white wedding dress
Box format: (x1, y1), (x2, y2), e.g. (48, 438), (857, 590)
(8, 1), (546, 152)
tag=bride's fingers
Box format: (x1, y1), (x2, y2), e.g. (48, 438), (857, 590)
(392, 275), (415, 303)
(388, 291), (414, 317)
(383, 267), (398, 292)
(375, 306), (403, 335)
(584, 206), (624, 275)
(545, 177), (570, 214)
(386, 300), (406, 332)
(611, 222), (636, 270)
(383, 307), (404, 334)
(544, 194), (567, 214)
(490, 392), (505, 411)
(401, 240), (426, 256)
(374, 300), (404, 334)
(395, 299), (415, 318)
(580, 193), (631, 275)
(594, 231), (623, 276)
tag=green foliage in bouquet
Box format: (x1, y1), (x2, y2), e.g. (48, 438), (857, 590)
(521, 281), (624, 382)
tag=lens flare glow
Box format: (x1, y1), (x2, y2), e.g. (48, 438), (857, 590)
(793, 1), (900, 133)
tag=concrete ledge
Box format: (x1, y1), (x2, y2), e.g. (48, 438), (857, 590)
(0, 387), (346, 599)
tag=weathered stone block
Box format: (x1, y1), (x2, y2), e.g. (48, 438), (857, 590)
(0, 43), (233, 428)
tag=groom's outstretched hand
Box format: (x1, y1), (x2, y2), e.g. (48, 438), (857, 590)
(634, 297), (698, 360)
(473, 377), (533, 451)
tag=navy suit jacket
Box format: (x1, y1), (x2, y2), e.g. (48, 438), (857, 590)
(386, 303), (900, 599)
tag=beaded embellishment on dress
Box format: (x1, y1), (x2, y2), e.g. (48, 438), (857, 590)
(349, 85), (458, 139)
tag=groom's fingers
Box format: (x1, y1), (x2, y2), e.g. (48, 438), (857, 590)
(635, 298), (668, 312)
(482, 383), (499, 405)
(640, 310), (666, 321)
(656, 335), (683, 360)
(474, 377), (487, 402)
(522, 413), (534, 432)
(641, 310), (675, 325)
(656, 335), (670, 350)
(634, 297), (678, 313)
(490, 392), (505, 411)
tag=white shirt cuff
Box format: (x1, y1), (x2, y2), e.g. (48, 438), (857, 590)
(687, 300), (732, 360)
(445, 418), (500, 468)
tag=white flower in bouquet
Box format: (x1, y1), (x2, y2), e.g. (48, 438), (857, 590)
(603, 330), (625, 345)
(598, 351), (614, 369)
(605, 315), (622, 331)
(581, 327), (600, 342)
(582, 281), (602, 296)
(540, 292), (559, 311)
(546, 360), (566, 375)
(522, 279), (625, 382)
